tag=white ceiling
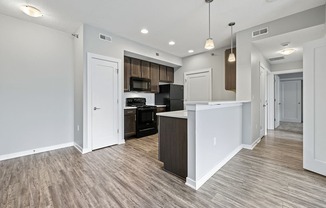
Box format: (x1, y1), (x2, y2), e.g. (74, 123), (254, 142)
(0, 0), (325, 57)
(253, 25), (326, 65)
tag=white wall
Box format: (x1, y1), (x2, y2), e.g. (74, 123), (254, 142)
(271, 61), (303, 72)
(0, 14), (74, 155)
(175, 48), (236, 101)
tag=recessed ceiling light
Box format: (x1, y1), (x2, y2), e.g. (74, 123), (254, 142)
(188, 50), (194, 53)
(20, 5), (43, 17)
(141, 29), (149, 34)
(279, 48), (296, 55)
(169, 41), (175, 46)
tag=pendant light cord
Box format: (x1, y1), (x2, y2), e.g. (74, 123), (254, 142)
(231, 25), (233, 53)
(208, 2), (211, 38)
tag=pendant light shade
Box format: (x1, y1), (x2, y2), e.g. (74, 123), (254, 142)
(204, 0), (215, 50)
(205, 38), (215, 50)
(228, 22), (236, 62)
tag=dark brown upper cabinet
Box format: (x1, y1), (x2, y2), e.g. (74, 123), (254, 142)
(141, 61), (151, 79)
(159, 65), (167, 82)
(225, 48), (236, 91)
(166, 67), (174, 83)
(151, 63), (160, 93)
(159, 65), (174, 83)
(130, 58), (142, 78)
(124, 57), (131, 92)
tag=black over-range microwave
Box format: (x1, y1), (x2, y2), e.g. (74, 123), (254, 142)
(130, 77), (151, 92)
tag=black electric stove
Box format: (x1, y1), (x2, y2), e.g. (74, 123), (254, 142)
(126, 98), (157, 138)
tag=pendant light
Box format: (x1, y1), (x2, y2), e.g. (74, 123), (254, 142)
(204, 0), (215, 50)
(228, 22), (236, 62)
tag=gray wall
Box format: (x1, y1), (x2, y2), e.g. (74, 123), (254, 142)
(73, 25), (84, 148)
(175, 48), (236, 101)
(0, 14), (74, 155)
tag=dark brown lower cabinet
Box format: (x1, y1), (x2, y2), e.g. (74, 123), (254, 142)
(159, 116), (187, 179)
(124, 109), (136, 138)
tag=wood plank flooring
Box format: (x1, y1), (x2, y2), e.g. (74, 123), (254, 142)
(1, 132), (326, 207)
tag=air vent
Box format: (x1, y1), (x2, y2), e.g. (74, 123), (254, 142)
(269, 56), (284, 62)
(99, 33), (112, 42)
(252, 27), (269, 38)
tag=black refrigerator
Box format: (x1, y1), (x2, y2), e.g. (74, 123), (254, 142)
(155, 84), (184, 111)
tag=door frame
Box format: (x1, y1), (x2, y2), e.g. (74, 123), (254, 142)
(184, 68), (212, 102)
(259, 65), (269, 137)
(85, 53), (123, 152)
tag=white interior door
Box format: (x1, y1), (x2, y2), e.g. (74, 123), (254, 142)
(90, 57), (119, 150)
(184, 69), (212, 102)
(260, 67), (267, 137)
(280, 80), (302, 123)
(304, 37), (326, 176)
(274, 75), (281, 128)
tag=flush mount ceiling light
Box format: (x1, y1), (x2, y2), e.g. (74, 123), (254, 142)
(141, 28), (149, 34)
(204, 0), (215, 50)
(20, 5), (43, 17)
(188, 50), (194, 53)
(228, 22), (236, 62)
(279, 48), (296, 55)
(169, 41), (175, 46)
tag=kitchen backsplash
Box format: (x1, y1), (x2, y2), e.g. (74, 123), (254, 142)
(124, 92), (155, 106)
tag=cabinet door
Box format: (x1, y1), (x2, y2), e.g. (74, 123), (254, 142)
(130, 58), (142, 78)
(225, 48), (236, 91)
(124, 110), (136, 138)
(124, 57), (131, 91)
(159, 65), (167, 82)
(166, 67), (174, 83)
(141, 61), (151, 79)
(151, 63), (160, 93)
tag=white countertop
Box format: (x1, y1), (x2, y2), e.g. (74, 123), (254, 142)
(185, 100), (251, 105)
(156, 110), (187, 119)
(124, 105), (166, 109)
(124, 106), (137, 109)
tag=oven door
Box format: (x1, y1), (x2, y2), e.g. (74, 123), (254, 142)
(136, 108), (157, 137)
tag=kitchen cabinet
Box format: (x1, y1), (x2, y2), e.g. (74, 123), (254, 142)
(151, 63), (160, 93)
(141, 61), (151, 79)
(159, 65), (174, 83)
(124, 109), (136, 138)
(130, 58), (142, 78)
(159, 65), (167, 82)
(157, 107), (166, 113)
(159, 116), (187, 179)
(225, 48), (236, 91)
(124, 57), (131, 91)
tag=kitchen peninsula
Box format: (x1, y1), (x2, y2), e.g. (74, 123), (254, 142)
(157, 101), (251, 190)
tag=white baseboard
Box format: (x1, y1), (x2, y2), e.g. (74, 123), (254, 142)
(74, 143), (92, 154)
(185, 145), (243, 190)
(0, 142), (74, 161)
(242, 137), (261, 150)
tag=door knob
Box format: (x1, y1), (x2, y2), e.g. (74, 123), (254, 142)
(94, 107), (101, 110)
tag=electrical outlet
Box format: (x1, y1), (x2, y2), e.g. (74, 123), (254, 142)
(213, 137), (217, 146)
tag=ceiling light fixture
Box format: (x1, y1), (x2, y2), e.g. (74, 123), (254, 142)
(279, 48), (296, 55)
(169, 41), (175, 46)
(204, 0), (215, 50)
(141, 28), (149, 34)
(228, 22), (236, 62)
(188, 50), (194, 53)
(20, 5), (43, 17)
